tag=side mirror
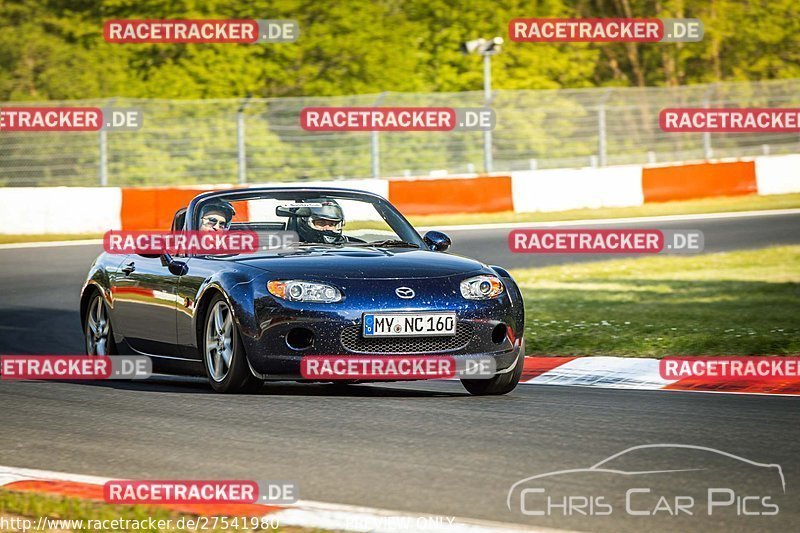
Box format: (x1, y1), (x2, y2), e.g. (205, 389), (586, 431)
(161, 253), (188, 276)
(423, 230), (451, 252)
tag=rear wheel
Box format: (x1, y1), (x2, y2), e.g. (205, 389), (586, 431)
(202, 294), (262, 393)
(461, 346), (524, 396)
(84, 292), (116, 356)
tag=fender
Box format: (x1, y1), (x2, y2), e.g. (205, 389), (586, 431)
(190, 269), (269, 347)
(490, 264), (525, 342)
(80, 253), (129, 333)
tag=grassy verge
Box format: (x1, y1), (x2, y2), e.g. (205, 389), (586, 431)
(513, 245), (800, 357)
(0, 489), (319, 532)
(408, 193), (800, 228)
(0, 233), (102, 245)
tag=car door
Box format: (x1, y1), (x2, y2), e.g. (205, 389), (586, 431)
(175, 256), (222, 359)
(111, 254), (181, 355)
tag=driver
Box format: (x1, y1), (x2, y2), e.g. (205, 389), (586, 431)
(199, 201), (235, 232)
(296, 199), (346, 244)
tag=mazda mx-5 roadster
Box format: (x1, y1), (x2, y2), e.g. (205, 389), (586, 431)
(81, 187), (525, 395)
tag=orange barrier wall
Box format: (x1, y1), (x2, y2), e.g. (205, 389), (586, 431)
(642, 160), (757, 203)
(388, 175), (513, 216)
(121, 188), (207, 230)
(120, 187), (249, 230)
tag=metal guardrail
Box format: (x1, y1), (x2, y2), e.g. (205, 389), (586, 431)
(1, 79), (800, 187)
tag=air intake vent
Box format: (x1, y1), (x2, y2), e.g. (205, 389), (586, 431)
(340, 323), (472, 354)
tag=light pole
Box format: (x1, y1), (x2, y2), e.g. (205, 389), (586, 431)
(237, 93), (252, 184)
(461, 37), (503, 173)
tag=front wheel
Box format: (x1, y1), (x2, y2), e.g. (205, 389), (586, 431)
(461, 346), (524, 396)
(202, 294), (262, 394)
(84, 292), (116, 356)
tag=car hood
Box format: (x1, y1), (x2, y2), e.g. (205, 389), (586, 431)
(227, 246), (488, 279)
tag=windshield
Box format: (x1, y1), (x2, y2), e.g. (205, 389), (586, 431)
(191, 190), (424, 254)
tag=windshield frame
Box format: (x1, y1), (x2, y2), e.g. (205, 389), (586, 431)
(185, 187), (425, 258)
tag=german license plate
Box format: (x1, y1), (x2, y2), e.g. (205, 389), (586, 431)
(362, 312), (456, 337)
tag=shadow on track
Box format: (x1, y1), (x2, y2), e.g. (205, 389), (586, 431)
(52, 376), (471, 398)
(0, 307), (83, 354)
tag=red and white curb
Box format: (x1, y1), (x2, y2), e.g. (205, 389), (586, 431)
(519, 356), (800, 395)
(0, 465), (560, 533)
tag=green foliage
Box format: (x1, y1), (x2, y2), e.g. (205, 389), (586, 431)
(1, 0), (797, 185)
(1, 0), (797, 101)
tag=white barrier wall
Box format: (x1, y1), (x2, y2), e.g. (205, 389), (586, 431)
(511, 165), (644, 213)
(0, 187), (121, 235)
(755, 155), (800, 195)
(1, 155), (798, 235)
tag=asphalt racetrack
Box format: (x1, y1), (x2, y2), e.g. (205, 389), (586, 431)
(1, 210), (799, 532)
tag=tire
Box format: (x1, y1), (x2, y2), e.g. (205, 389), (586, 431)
(202, 294), (262, 393)
(84, 292), (117, 356)
(461, 346), (524, 396)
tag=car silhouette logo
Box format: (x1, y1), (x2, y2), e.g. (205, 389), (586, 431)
(395, 287), (415, 299)
(506, 443), (787, 512)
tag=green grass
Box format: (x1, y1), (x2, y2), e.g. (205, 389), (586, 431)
(0, 489), (187, 532)
(513, 245), (800, 357)
(0, 488), (323, 532)
(0, 233), (102, 244)
(408, 193), (800, 228)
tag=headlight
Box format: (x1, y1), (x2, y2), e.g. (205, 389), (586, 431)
(268, 280), (342, 303)
(460, 275), (504, 300)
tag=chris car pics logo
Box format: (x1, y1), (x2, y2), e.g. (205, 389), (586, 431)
(507, 444), (784, 518)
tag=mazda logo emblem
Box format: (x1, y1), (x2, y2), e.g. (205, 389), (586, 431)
(395, 287), (415, 299)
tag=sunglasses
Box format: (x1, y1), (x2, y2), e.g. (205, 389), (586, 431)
(202, 216), (230, 229)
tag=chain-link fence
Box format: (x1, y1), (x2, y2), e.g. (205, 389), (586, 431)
(2, 79), (800, 187)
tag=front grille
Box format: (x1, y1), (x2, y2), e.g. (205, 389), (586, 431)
(340, 323), (473, 354)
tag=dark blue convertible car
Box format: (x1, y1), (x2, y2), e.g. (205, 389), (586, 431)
(81, 187), (525, 395)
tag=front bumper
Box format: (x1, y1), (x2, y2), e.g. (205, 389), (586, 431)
(244, 313), (522, 380)
(246, 338), (523, 381)
(238, 273), (525, 379)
